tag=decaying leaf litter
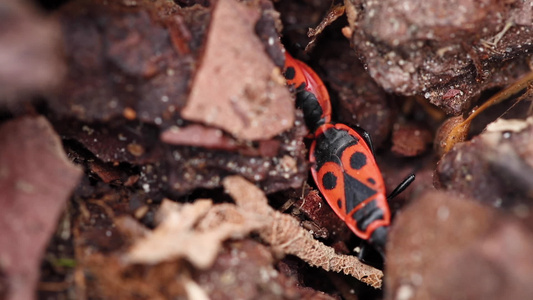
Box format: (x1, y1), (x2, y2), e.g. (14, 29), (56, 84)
(1, 0), (533, 299)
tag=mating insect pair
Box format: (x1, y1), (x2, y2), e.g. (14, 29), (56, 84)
(284, 52), (415, 257)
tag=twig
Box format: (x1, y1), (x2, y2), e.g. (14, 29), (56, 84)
(442, 70), (533, 154)
(480, 21), (514, 49)
(223, 176), (384, 289)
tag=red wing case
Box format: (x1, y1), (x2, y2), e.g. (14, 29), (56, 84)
(309, 123), (390, 241)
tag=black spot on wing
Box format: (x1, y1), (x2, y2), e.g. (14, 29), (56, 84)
(367, 178), (376, 184)
(322, 172), (337, 190)
(350, 151), (367, 170)
(285, 66), (296, 80)
(337, 199), (342, 209)
(343, 172), (377, 214)
(350, 199), (385, 232)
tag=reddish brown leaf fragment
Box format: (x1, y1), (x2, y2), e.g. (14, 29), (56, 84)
(88, 160), (123, 184)
(182, 0), (294, 140)
(0, 116), (82, 300)
(167, 14), (193, 55)
(160, 124), (239, 150)
(294, 189), (353, 242)
(0, 1), (64, 106)
(391, 123), (433, 157)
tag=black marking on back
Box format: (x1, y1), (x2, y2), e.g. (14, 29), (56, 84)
(285, 66), (296, 80)
(369, 226), (387, 255)
(296, 90), (324, 132)
(344, 172), (377, 214)
(313, 127), (359, 171)
(337, 199), (342, 209)
(350, 151), (367, 170)
(351, 199), (385, 231)
(322, 172), (337, 190)
(367, 178), (376, 184)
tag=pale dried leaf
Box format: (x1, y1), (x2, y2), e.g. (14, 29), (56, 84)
(485, 116), (533, 133)
(183, 277), (210, 300)
(125, 199), (263, 269)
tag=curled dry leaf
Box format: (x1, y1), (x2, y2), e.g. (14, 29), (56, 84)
(222, 176), (384, 289)
(434, 115), (469, 157)
(125, 199), (264, 269)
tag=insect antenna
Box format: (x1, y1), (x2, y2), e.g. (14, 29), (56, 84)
(387, 174), (415, 200)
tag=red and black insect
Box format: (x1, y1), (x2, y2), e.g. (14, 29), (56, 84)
(284, 52), (414, 257)
(310, 123), (414, 256)
(284, 52), (332, 133)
